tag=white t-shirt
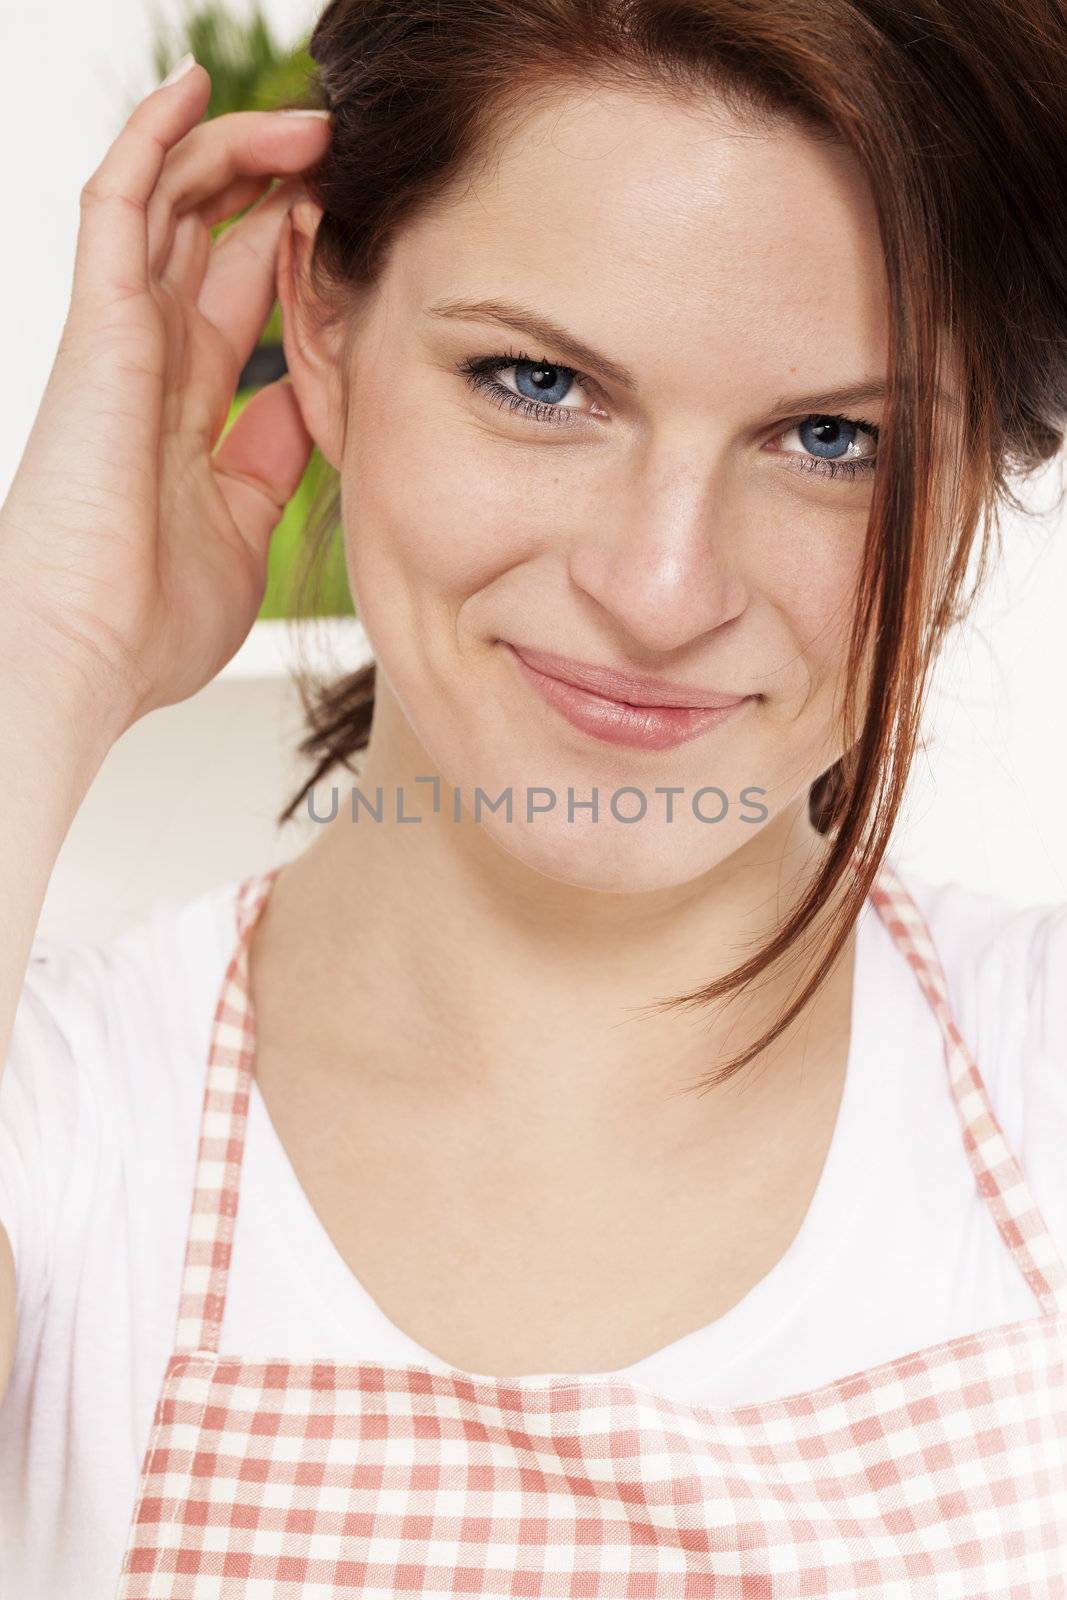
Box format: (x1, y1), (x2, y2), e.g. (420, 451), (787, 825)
(1, 859), (1065, 1599)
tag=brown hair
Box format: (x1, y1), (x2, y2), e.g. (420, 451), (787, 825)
(273, 0), (1067, 1089)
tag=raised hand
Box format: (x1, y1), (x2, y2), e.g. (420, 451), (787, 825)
(0, 56), (331, 734)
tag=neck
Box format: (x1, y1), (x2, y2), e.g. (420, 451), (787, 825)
(271, 736), (857, 1123)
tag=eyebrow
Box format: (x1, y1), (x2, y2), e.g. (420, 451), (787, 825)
(427, 296), (640, 389)
(426, 295), (959, 416)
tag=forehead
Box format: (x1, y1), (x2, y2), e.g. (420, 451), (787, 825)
(392, 83), (889, 397)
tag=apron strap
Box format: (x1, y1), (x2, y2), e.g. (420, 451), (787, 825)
(868, 858), (1067, 1317)
(173, 867), (281, 1355)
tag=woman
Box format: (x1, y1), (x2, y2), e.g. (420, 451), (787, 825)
(1, 0), (1065, 1593)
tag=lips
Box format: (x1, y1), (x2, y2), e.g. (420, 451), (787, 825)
(507, 644), (749, 710)
(503, 642), (755, 752)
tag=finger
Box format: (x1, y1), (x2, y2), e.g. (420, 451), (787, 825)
(146, 112), (330, 279)
(70, 61), (211, 321)
(152, 173), (275, 285)
(201, 173), (275, 233)
(212, 376), (315, 570)
(194, 179), (302, 384)
(158, 212), (210, 304)
(154, 175), (276, 298)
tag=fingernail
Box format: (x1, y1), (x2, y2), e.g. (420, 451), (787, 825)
(159, 52), (196, 88)
(278, 108), (331, 120)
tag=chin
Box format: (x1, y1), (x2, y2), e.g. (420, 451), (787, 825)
(479, 812), (752, 895)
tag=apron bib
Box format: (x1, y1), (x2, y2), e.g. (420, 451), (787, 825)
(115, 859), (1067, 1597)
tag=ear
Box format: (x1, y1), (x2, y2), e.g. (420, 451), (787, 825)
(275, 195), (349, 471)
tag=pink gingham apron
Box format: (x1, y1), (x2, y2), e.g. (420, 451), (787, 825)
(115, 858), (1067, 1597)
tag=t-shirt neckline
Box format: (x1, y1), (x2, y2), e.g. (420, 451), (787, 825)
(240, 887), (883, 1382)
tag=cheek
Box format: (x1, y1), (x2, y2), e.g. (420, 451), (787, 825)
(341, 374), (561, 599)
(756, 510), (868, 682)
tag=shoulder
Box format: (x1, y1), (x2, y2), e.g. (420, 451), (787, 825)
(881, 855), (1065, 1018)
(17, 872), (247, 1068)
(863, 854), (1064, 1090)
(1, 874), (251, 1300)
(0, 876), (255, 1363)
(877, 855), (1067, 1230)
(4, 870), (251, 1203)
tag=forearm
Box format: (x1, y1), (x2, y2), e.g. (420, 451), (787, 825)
(0, 627), (123, 1085)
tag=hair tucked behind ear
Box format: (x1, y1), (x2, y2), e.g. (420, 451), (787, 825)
(273, 0), (1067, 1091)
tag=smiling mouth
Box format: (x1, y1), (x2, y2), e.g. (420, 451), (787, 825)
(505, 643), (752, 710)
(503, 642), (754, 751)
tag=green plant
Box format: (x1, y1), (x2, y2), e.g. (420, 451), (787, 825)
(145, 1), (353, 619)
(148, 2), (313, 117)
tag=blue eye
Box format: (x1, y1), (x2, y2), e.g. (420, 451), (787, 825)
(779, 415), (880, 480)
(800, 417), (857, 458)
(510, 359), (575, 407)
(456, 348), (880, 481)
(459, 350), (589, 426)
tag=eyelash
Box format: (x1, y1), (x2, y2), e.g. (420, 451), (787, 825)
(457, 347), (881, 482)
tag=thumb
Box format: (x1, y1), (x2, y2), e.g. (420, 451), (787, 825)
(211, 375), (316, 566)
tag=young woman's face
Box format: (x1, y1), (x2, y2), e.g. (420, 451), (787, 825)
(292, 84), (889, 892)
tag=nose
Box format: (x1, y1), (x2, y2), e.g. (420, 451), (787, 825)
(566, 449), (749, 654)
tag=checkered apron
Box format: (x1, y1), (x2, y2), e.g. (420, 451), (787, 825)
(115, 858), (1067, 1597)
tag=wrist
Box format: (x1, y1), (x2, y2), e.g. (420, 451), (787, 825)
(0, 619), (135, 790)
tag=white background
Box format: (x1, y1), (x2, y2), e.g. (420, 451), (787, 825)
(2, 0), (1067, 940)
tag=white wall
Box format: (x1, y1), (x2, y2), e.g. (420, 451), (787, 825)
(36, 621), (370, 943)
(0, 0), (321, 499)
(3, 1), (1067, 941)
